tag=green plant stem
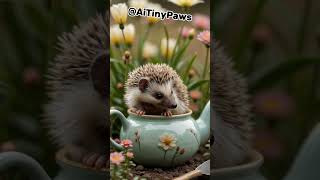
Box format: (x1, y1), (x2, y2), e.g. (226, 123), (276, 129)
(121, 30), (127, 47)
(288, 0), (313, 92)
(310, 65), (319, 105)
(245, 48), (259, 76)
(297, 0), (312, 53)
(170, 151), (178, 166)
(118, 45), (124, 57)
(137, 25), (151, 62)
(112, 164), (117, 179)
(170, 24), (185, 64)
(233, 0), (268, 63)
(124, 64), (128, 83)
(172, 38), (192, 67)
(120, 25), (128, 51)
(163, 25), (169, 63)
(202, 47), (210, 79)
(170, 8), (188, 64)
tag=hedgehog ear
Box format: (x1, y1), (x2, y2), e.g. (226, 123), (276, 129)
(139, 78), (149, 92)
(90, 52), (109, 99)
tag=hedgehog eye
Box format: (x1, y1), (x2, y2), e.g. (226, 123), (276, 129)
(154, 92), (164, 99)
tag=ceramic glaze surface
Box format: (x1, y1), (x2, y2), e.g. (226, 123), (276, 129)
(110, 101), (211, 168)
(121, 112), (201, 167)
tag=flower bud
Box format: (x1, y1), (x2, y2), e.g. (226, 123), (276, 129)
(122, 50), (132, 64)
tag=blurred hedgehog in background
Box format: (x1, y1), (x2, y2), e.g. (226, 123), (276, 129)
(211, 41), (252, 168)
(44, 13), (108, 169)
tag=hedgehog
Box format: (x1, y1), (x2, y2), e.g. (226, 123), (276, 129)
(44, 12), (109, 169)
(124, 63), (189, 116)
(211, 41), (252, 169)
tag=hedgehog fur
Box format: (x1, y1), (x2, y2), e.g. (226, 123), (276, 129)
(125, 63), (189, 115)
(44, 12), (108, 159)
(212, 41), (252, 168)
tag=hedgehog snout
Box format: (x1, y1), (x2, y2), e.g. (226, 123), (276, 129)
(166, 101), (177, 109)
(169, 104), (177, 109)
(162, 98), (177, 109)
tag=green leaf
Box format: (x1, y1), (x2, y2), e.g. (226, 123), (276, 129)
(172, 39), (192, 67)
(151, 57), (163, 64)
(188, 80), (209, 90)
(183, 54), (197, 81)
(163, 25), (170, 63)
(233, 0), (269, 62)
(249, 57), (320, 91)
(110, 58), (122, 63)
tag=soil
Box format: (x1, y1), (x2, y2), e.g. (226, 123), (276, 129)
(132, 150), (210, 180)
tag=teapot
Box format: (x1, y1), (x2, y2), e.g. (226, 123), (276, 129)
(110, 101), (211, 168)
(3, 105), (320, 179)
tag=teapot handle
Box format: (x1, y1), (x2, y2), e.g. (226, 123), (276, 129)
(110, 109), (129, 151)
(0, 152), (51, 180)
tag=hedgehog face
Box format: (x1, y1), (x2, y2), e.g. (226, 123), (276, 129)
(138, 78), (177, 109)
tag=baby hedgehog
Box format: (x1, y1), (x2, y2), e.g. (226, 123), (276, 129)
(124, 63), (189, 116)
(44, 12), (108, 169)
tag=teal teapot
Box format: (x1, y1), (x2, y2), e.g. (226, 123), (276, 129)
(110, 101), (211, 168)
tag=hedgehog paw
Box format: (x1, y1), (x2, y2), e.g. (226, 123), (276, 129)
(132, 108), (146, 116)
(162, 111), (172, 117)
(82, 153), (107, 169)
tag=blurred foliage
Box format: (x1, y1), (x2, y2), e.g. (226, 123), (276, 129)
(0, 0), (106, 178)
(214, 0), (320, 179)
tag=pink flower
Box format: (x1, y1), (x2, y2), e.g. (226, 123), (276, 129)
(120, 139), (133, 148)
(23, 67), (41, 85)
(181, 27), (195, 39)
(110, 152), (125, 165)
(189, 103), (199, 112)
(253, 90), (295, 119)
(190, 90), (202, 100)
(197, 30), (210, 47)
(193, 14), (210, 30)
(0, 141), (16, 152)
(126, 152), (134, 158)
(252, 24), (272, 46)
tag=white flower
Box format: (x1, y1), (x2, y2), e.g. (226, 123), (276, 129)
(158, 133), (177, 150)
(161, 38), (177, 59)
(110, 3), (128, 26)
(145, 3), (165, 24)
(143, 41), (158, 59)
(129, 0), (148, 9)
(168, 0), (203, 8)
(110, 25), (124, 46)
(123, 24), (135, 46)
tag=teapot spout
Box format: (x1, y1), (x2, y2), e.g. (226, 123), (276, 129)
(196, 101), (210, 145)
